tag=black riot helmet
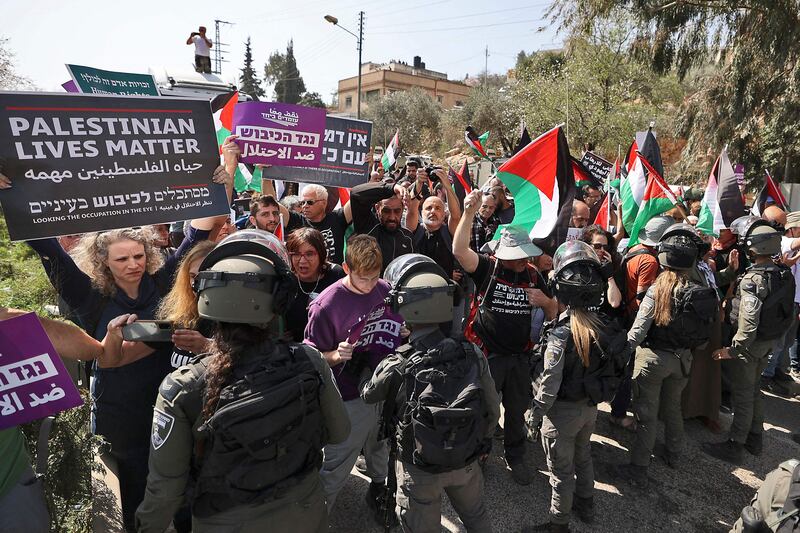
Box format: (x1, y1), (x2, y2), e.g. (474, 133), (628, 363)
(384, 254), (460, 325)
(551, 241), (606, 308)
(657, 234), (698, 271)
(660, 222), (710, 259)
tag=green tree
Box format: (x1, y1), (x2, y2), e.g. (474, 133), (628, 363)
(510, 20), (683, 163)
(298, 91), (326, 108)
(549, 0), (800, 181)
(264, 39), (307, 104)
(364, 88), (443, 154)
(444, 85), (520, 156)
(0, 37), (33, 90)
(239, 37), (264, 99)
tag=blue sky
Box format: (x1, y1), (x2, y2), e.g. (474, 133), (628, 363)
(2, 0), (561, 101)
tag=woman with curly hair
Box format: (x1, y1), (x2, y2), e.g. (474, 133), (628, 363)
(4, 148), (236, 531)
(284, 227), (345, 341)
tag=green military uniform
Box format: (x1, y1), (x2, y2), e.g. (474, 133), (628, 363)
(530, 311), (628, 526)
(135, 342), (350, 533)
(731, 459), (800, 532)
(627, 286), (693, 466)
(361, 326), (501, 532)
(726, 266), (780, 445)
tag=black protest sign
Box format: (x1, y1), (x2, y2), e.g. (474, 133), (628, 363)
(262, 116), (371, 188)
(0, 92), (227, 241)
(580, 151), (613, 186)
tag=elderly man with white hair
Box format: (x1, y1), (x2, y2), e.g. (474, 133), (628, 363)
(262, 181), (352, 264)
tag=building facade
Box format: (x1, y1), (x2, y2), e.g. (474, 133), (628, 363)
(336, 56), (471, 114)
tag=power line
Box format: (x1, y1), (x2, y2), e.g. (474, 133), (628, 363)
(368, 4), (549, 29)
(369, 18), (544, 35)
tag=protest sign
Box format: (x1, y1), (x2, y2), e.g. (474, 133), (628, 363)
(0, 92), (228, 241)
(565, 227), (583, 241)
(347, 303), (404, 357)
(232, 101), (326, 167)
(0, 313), (83, 430)
(66, 64), (160, 96)
(580, 151), (614, 185)
(734, 163), (745, 187)
(62, 80), (79, 93)
(262, 116), (372, 188)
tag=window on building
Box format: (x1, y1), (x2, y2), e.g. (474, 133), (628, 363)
(455, 100), (464, 107)
(366, 89), (380, 102)
(345, 96), (352, 108)
(437, 95), (443, 103)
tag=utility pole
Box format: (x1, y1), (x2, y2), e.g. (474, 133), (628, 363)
(213, 19), (233, 75)
(357, 11), (364, 120)
(484, 45), (489, 88)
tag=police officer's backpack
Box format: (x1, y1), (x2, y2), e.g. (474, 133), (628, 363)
(401, 338), (488, 473)
(731, 265), (796, 342)
(192, 342), (324, 516)
(647, 281), (719, 350)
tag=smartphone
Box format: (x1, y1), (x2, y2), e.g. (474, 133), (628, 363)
(122, 320), (174, 342)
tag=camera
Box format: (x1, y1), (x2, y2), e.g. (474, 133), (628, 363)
(424, 165), (442, 182)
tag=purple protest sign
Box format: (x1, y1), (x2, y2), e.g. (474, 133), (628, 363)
(734, 163), (745, 187)
(0, 313), (83, 430)
(232, 101), (326, 167)
(347, 303), (404, 357)
(62, 80), (79, 93)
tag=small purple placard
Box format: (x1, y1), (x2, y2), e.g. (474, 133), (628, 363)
(232, 101), (326, 167)
(62, 80), (79, 93)
(347, 303), (404, 357)
(0, 313), (83, 430)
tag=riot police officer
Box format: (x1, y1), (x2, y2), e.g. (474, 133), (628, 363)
(731, 458), (800, 532)
(133, 230), (350, 532)
(361, 254), (501, 532)
(623, 227), (719, 487)
(526, 241), (630, 533)
(704, 219), (796, 464)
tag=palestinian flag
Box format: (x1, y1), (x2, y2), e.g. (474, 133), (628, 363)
(494, 125), (575, 245)
(570, 157), (596, 189)
(593, 193), (611, 231)
(620, 143), (646, 235)
(751, 170), (789, 216)
(628, 154), (680, 246)
(512, 125), (532, 156)
(465, 125), (490, 159)
(639, 129), (664, 178)
(212, 91), (262, 193)
(697, 147), (745, 237)
(448, 160), (473, 206)
(274, 214), (284, 241)
(381, 130), (399, 172)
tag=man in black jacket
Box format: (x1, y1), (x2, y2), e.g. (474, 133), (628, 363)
(350, 180), (416, 272)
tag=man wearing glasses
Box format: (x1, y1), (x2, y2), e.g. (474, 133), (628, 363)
(263, 182), (353, 265)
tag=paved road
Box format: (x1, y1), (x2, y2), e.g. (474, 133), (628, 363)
(329, 384), (800, 532)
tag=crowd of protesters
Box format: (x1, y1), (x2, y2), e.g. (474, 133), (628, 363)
(1, 134), (799, 533)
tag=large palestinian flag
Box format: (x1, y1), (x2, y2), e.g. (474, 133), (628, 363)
(697, 147), (745, 237)
(628, 154), (680, 246)
(495, 125), (575, 246)
(620, 129), (662, 235)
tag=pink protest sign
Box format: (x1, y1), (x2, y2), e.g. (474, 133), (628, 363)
(0, 313), (83, 430)
(232, 101), (326, 167)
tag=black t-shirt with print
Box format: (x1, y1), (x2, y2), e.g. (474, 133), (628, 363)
(286, 209), (349, 265)
(469, 254), (549, 355)
(145, 319), (216, 369)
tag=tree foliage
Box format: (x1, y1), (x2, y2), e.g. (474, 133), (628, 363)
(0, 38), (33, 90)
(263, 39), (306, 104)
(549, 0), (800, 181)
(239, 37), (264, 99)
(511, 19), (683, 163)
(445, 85), (520, 155)
(364, 88), (443, 154)
(298, 91), (326, 108)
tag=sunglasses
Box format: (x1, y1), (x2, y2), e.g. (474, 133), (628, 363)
(591, 243), (609, 250)
(300, 199), (324, 207)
